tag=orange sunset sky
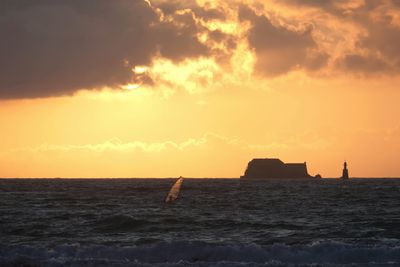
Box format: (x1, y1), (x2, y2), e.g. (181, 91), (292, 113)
(1, 0), (400, 178)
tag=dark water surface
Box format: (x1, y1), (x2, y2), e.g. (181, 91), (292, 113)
(1, 178), (400, 266)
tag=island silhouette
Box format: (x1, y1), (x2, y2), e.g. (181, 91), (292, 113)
(240, 158), (322, 179)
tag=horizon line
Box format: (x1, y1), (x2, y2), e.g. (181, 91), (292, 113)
(1, 177), (400, 179)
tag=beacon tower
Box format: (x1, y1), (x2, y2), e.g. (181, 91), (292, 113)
(341, 161), (349, 179)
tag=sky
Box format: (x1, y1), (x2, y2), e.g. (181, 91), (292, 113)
(1, 0), (400, 178)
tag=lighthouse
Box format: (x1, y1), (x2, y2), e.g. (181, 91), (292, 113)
(341, 161), (349, 180)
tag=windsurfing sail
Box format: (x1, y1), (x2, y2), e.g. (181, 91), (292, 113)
(165, 176), (184, 203)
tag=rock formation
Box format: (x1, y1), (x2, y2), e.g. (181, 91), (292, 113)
(240, 158), (320, 179)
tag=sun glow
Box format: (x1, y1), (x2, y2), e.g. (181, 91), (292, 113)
(121, 84), (141, 91)
(148, 57), (220, 94)
(133, 66), (148, 74)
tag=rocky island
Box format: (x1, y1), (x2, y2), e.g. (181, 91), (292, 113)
(240, 158), (321, 179)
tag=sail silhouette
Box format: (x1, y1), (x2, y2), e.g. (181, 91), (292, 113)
(165, 176), (184, 203)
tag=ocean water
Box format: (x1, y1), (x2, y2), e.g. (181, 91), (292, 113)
(1, 178), (400, 267)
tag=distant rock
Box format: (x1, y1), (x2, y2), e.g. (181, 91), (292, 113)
(240, 158), (321, 179)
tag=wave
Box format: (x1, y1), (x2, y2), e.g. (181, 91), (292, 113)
(96, 215), (150, 232)
(1, 241), (400, 267)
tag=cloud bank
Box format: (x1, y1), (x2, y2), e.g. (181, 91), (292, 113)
(1, 0), (400, 99)
(0, 0), (210, 99)
(280, 0), (400, 74)
(239, 5), (328, 76)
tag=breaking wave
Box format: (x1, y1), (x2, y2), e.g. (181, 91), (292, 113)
(1, 241), (400, 267)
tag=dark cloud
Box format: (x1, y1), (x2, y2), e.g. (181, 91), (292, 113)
(357, 22), (400, 72)
(337, 2), (400, 74)
(305, 51), (330, 71)
(335, 19), (400, 75)
(0, 0), (210, 99)
(279, 0), (380, 15)
(151, 0), (234, 62)
(280, 0), (400, 75)
(336, 54), (390, 73)
(280, 0), (335, 9)
(239, 5), (327, 76)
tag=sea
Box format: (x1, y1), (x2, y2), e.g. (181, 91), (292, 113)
(1, 178), (400, 267)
